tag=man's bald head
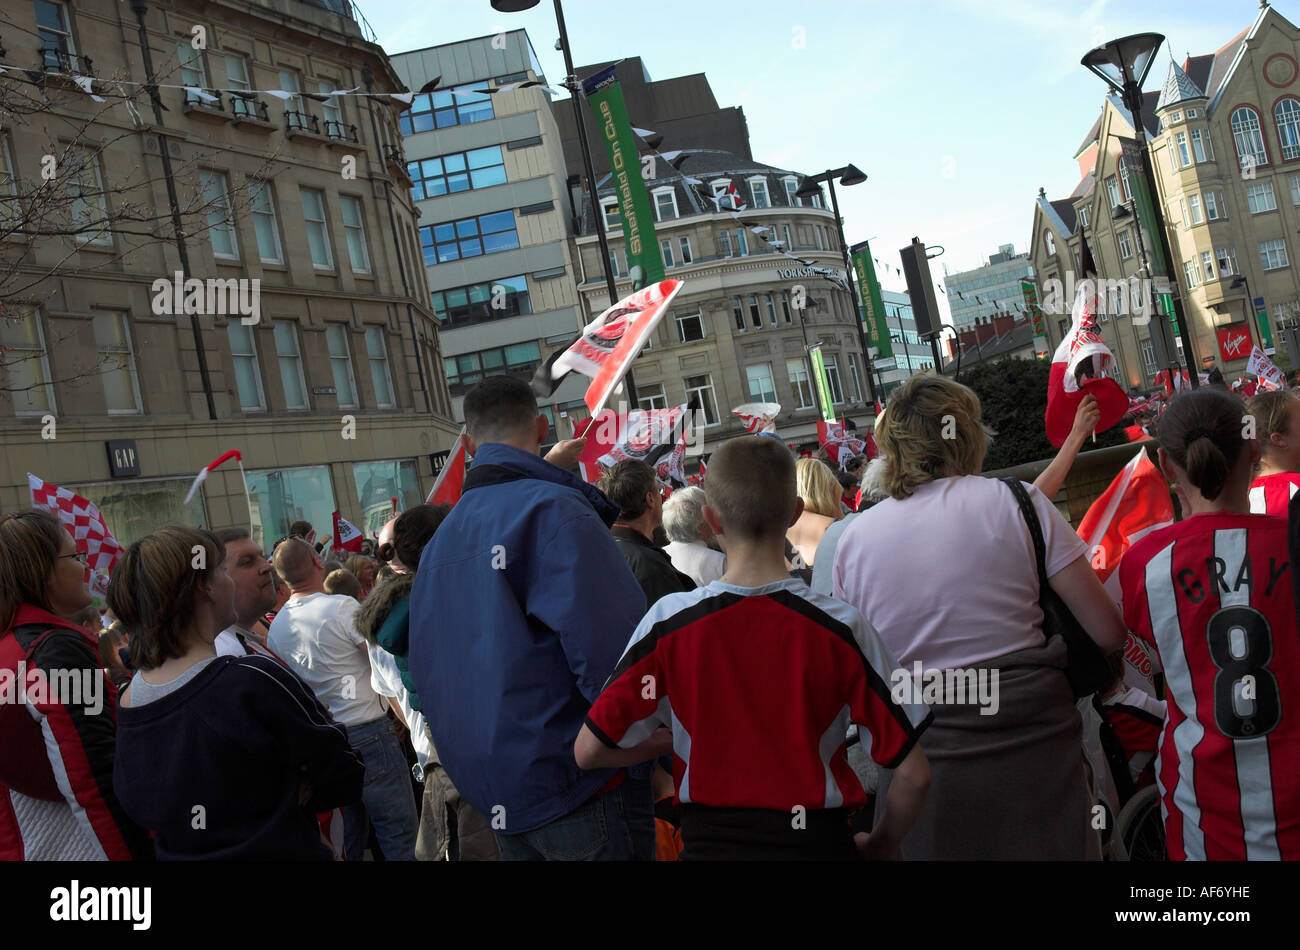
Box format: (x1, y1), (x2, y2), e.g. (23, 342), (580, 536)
(272, 537), (321, 589)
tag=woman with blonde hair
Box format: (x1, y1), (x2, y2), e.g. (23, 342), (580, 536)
(1244, 389), (1300, 515)
(344, 554), (378, 600)
(786, 457), (843, 570)
(833, 372), (1126, 859)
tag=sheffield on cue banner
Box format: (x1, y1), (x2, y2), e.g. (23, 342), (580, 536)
(583, 65), (664, 291)
(850, 240), (892, 360)
(808, 342), (837, 423)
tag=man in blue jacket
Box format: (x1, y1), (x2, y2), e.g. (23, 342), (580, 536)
(409, 375), (665, 860)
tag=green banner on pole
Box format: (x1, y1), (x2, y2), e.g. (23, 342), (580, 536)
(849, 240), (892, 360)
(1255, 297), (1274, 350)
(1119, 138), (1180, 335)
(583, 65), (663, 290)
(808, 343), (836, 423)
(1020, 279), (1044, 337)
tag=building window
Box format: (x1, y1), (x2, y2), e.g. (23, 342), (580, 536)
(202, 173), (240, 260)
(178, 41), (207, 96)
(339, 195), (371, 274)
(736, 228), (749, 256)
(407, 146), (506, 200)
(1260, 239), (1290, 271)
(433, 275), (531, 327)
(1291, 174), (1300, 206)
(732, 296), (745, 332)
(678, 236), (692, 264)
(300, 187), (334, 270)
(245, 465), (336, 554)
(443, 341), (541, 395)
(749, 178), (770, 209)
(399, 82), (493, 135)
(1191, 128), (1212, 163)
(1174, 132), (1191, 168)
(638, 383), (666, 411)
(765, 294), (778, 327)
(1, 308), (54, 415)
(660, 237), (675, 268)
(1276, 98), (1300, 161)
(747, 295), (761, 329)
(848, 354), (863, 402)
(1246, 181), (1277, 214)
(675, 310), (704, 343)
(1187, 193), (1204, 225)
(653, 187), (678, 221)
(1118, 157), (1132, 200)
(782, 177), (798, 206)
(319, 81), (343, 128)
(1231, 106), (1268, 170)
(824, 354), (845, 405)
(273, 322), (309, 410)
(69, 148), (110, 246)
(1077, 206), (1089, 229)
(787, 358), (813, 409)
(0, 136), (17, 225)
(365, 326), (395, 407)
(1141, 339), (1156, 375)
(35, 0), (74, 69)
(226, 321), (265, 411)
(1217, 247), (1239, 276)
(1186, 108), (1198, 119)
(420, 210), (518, 265)
(92, 311), (141, 413)
(248, 180), (283, 264)
(710, 179), (732, 208)
(718, 229), (733, 258)
(1204, 190), (1222, 220)
(782, 224), (793, 250)
(353, 460), (422, 523)
(683, 374), (719, 426)
(781, 292), (793, 323)
(1104, 175), (1121, 208)
(1045, 231), (1056, 255)
(226, 54), (255, 117)
(325, 324), (357, 408)
(278, 69), (304, 119)
(746, 363), (777, 403)
(607, 248), (622, 278)
(1117, 230), (1133, 260)
(602, 199), (620, 232)
(1200, 251), (1216, 283)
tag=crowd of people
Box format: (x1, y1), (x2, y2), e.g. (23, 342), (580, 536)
(2, 368), (1299, 860)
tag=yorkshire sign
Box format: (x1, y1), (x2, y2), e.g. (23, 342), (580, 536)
(777, 266), (846, 281)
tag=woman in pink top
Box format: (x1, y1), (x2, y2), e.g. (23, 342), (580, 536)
(833, 374), (1126, 859)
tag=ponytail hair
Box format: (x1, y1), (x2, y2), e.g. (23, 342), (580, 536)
(1157, 389), (1246, 503)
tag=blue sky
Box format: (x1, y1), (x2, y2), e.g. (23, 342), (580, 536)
(360, 0), (1263, 316)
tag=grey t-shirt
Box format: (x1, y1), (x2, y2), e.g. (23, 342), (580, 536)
(810, 512), (860, 595)
(125, 658), (218, 707)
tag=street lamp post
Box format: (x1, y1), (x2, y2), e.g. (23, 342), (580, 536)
(491, 0), (636, 402)
(1229, 274), (1256, 347)
(796, 165), (876, 407)
(1083, 33), (1199, 387)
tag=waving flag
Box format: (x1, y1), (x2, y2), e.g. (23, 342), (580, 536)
(1044, 278), (1128, 447)
(732, 402), (780, 434)
(27, 473), (124, 575)
(817, 419), (866, 469)
(1153, 368), (1191, 397)
(427, 429), (470, 506)
(332, 511), (363, 554)
(183, 449), (243, 504)
(1078, 448), (1174, 601)
(573, 399), (695, 485)
(1248, 346), (1285, 391)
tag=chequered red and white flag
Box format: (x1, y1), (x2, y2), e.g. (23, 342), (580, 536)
(27, 473), (125, 574)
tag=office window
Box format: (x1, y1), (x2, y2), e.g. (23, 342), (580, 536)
(1104, 175), (1121, 208)
(848, 354), (863, 402)
(732, 296), (745, 332)
(226, 54), (255, 117)
(746, 364), (777, 403)
(248, 180), (283, 264)
(653, 188), (678, 221)
(407, 146), (506, 199)
(1259, 239), (1289, 271)
(325, 324), (357, 408)
(178, 41), (207, 92)
(683, 374), (719, 426)
(1187, 193), (1203, 225)
(92, 311), (141, 413)
(1246, 181), (1277, 214)
(749, 178), (770, 209)
(432, 275), (531, 327)
(747, 295), (761, 329)
(199, 171), (238, 260)
(1216, 247), (1239, 276)
(226, 321), (265, 411)
(1231, 107), (1267, 169)
(1190, 128), (1211, 163)
(399, 82), (493, 135)
(420, 210), (518, 265)
(1292, 174), (1300, 206)
(602, 199), (620, 231)
(245, 465), (335, 553)
(1174, 132), (1191, 168)
(1276, 98), (1300, 161)
(718, 229), (733, 258)
(638, 383), (666, 411)
(278, 69), (304, 117)
(782, 177), (798, 206)
(1204, 190), (1222, 221)
(676, 310), (704, 343)
(782, 225), (793, 250)
(442, 341), (540, 394)
(824, 355), (845, 404)
(765, 294), (778, 327)
(787, 358), (813, 409)
(736, 228), (748, 256)
(1, 309), (54, 414)
(660, 237), (675, 268)
(35, 0), (74, 69)
(365, 326), (395, 407)
(1117, 230), (1133, 260)
(68, 148), (110, 245)
(339, 196), (371, 274)
(1141, 340), (1156, 375)
(678, 236), (692, 264)
(300, 187), (333, 269)
(1200, 251), (1216, 283)
(781, 292), (793, 323)
(273, 322), (308, 409)
(607, 248), (622, 278)
(319, 81), (343, 127)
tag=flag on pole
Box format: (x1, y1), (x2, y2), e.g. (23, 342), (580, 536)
(27, 473), (125, 576)
(1247, 345), (1286, 391)
(183, 449), (243, 504)
(1077, 448), (1174, 601)
(332, 511), (363, 554)
(1152, 368), (1191, 397)
(1044, 278), (1128, 447)
(732, 402), (780, 434)
(427, 429), (470, 506)
(573, 400), (695, 485)
(817, 419), (866, 469)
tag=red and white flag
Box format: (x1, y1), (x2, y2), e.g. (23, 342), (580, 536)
(332, 511), (363, 553)
(1077, 448), (1174, 600)
(574, 402), (693, 485)
(1247, 346), (1285, 391)
(27, 473), (124, 575)
(732, 402), (780, 434)
(817, 419), (866, 469)
(720, 180), (746, 212)
(427, 429), (470, 506)
(1153, 368), (1191, 397)
(183, 449), (243, 504)
(1045, 278), (1128, 447)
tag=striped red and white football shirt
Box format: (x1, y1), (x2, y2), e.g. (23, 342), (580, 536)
(1120, 512), (1300, 860)
(585, 577), (931, 813)
(1249, 472), (1300, 516)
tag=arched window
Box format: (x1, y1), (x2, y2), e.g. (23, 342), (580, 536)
(1045, 230), (1056, 255)
(1232, 106), (1268, 170)
(1275, 98), (1300, 161)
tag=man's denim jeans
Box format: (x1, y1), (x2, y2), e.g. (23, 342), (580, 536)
(343, 716), (419, 860)
(493, 776), (655, 861)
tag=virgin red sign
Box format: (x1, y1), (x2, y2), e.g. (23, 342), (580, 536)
(1217, 323), (1251, 361)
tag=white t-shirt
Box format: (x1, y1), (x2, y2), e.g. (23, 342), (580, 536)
(833, 475), (1088, 670)
(367, 642), (432, 770)
(662, 541), (726, 587)
(267, 592), (384, 728)
(213, 628), (247, 657)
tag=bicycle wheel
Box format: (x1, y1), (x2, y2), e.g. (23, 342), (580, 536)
(1112, 785), (1166, 861)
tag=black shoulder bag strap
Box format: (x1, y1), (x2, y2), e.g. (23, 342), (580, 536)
(1002, 477), (1051, 647)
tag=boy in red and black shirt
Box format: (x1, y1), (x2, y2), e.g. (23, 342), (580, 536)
(575, 435), (931, 860)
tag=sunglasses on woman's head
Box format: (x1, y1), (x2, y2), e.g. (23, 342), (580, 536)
(59, 551), (88, 565)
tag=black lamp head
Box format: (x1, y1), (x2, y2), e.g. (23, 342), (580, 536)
(839, 164), (868, 186)
(491, 0), (541, 11)
(1081, 32), (1164, 92)
(795, 179), (822, 199)
(1111, 203), (1132, 220)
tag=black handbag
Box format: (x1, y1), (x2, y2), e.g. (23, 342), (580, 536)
(1002, 478), (1115, 698)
